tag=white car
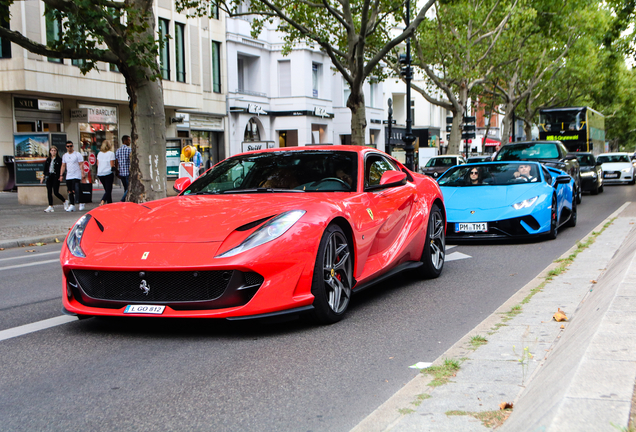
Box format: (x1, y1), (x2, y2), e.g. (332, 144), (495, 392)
(598, 152), (635, 185)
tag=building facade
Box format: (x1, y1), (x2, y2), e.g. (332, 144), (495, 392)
(0, 1), (228, 201)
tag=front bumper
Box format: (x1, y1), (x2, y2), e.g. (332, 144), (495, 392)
(603, 171), (633, 183)
(446, 215), (545, 240)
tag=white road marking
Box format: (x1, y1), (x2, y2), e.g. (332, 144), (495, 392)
(0, 315), (78, 342)
(445, 245), (456, 251)
(0, 251), (60, 262)
(0, 259), (60, 271)
(446, 251), (472, 262)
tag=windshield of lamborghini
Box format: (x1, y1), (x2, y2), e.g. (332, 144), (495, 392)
(183, 151), (358, 194)
(438, 163), (541, 186)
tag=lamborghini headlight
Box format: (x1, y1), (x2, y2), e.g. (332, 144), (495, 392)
(216, 210), (306, 258)
(66, 214), (92, 258)
(512, 196), (538, 210)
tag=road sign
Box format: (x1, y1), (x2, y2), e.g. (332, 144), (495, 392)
(88, 153), (96, 165)
(82, 161), (90, 174)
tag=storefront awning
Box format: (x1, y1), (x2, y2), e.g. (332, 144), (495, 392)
(484, 137), (501, 146)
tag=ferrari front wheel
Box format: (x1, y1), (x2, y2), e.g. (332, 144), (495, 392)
(311, 224), (353, 324)
(417, 204), (445, 279)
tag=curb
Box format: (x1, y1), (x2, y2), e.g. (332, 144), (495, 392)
(0, 233), (69, 250)
(351, 201), (632, 432)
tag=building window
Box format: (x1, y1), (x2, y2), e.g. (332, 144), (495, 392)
(45, 6), (62, 63)
(237, 57), (245, 91)
(175, 22), (186, 82)
(0, 5), (11, 59)
(369, 83), (376, 108)
(278, 60), (291, 97)
(211, 2), (219, 19)
(212, 41), (221, 93)
(159, 18), (170, 80)
(343, 79), (350, 107)
(312, 63), (322, 98)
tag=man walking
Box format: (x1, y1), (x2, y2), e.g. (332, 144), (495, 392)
(116, 135), (131, 202)
(59, 141), (85, 212)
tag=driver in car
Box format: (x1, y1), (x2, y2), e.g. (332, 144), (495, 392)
(513, 164), (537, 182)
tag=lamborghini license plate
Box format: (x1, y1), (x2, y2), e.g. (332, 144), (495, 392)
(456, 222), (488, 232)
(124, 305), (165, 315)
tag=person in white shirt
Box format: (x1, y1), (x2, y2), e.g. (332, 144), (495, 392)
(96, 140), (116, 205)
(59, 141), (86, 212)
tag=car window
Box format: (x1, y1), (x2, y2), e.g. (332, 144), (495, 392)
(542, 166), (552, 184)
(495, 143), (560, 160)
(438, 163), (540, 186)
(366, 155), (397, 187)
(576, 154), (595, 166)
(598, 155), (630, 163)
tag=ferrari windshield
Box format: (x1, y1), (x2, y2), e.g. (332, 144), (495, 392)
(438, 163), (541, 186)
(183, 150), (358, 194)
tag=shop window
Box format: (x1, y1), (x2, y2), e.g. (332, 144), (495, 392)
(17, 122), (35, 132)
(45, 6), (62, 63)
(212, 41), (221, 93)
(159, 18), (170, 80)
(343, 79), (350, 107)
(340, 134), (352, 145)
(0, 4), (11, 59)
(244, 118), (261, 141)
(192, 130), (223, 170)
(311, 124), (326, 144)
(175, 22), (186, 83)
(278, 130), (298, 147)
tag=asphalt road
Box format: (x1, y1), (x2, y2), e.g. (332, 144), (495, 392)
(0, 184), (633, 432)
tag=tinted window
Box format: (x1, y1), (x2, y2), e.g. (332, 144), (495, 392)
(426, 157), (456, 167)
(495, 143), (560, 160)
(576, 154), (595, 166)
(438, 163), (540, 186)
(598, 155), (630, 163)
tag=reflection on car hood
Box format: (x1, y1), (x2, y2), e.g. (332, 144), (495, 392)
(440, 184), (547, 210)
(93, 195), (327, 244)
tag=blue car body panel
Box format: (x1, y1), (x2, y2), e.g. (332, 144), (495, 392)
(439, 162), (574, 239)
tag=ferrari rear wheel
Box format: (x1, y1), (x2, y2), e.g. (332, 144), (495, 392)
(311, 224), (353, 324)
(547, 196), (558, 240)
(417, 204), (445, 279)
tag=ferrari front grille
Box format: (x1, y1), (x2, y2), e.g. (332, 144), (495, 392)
(73, 269), (233, 302)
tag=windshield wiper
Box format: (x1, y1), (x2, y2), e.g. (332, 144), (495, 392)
(222, 188), (305, 194)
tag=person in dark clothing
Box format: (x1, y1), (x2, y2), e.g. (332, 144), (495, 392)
(40, 146), (65, 212)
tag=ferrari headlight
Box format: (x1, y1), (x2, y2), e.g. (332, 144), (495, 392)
(216, 210), (306, 258)
(66, 214), (91, 258)
(512, 196), (538, 210)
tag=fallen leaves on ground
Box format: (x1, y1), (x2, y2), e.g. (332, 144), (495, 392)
(28, 243), (46, 247)
(0, 248), (4, 251)
(590, 280), (597, 284)
(55, 238), (60, 243)
(553, 308), (568, 322)
(499, 402), (513, 410)
(26, 249), (36, 253)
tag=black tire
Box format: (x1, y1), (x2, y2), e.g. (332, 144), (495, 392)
(416, 204), (445, 279)
(599, 184), (604, 193)
(547, 195), (558, 240)
(566, 191), (577, 228)
(591, 183), (599, 195)
(311, 224), (353, 324)
(576, 184), (582, 204)
(630, 178), (635, 185)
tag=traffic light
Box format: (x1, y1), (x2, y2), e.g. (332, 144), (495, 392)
(462, 116), (476, 140)
(398, 54), (410, 78)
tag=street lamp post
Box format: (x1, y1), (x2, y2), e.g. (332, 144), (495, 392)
(387, 98), (393, 156)
(402, 0), (416, 171)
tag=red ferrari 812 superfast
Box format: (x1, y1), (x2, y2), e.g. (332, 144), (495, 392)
(61, 146), (446, 324)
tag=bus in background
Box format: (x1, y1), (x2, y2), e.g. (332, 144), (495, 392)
(539, 107), (605, 155)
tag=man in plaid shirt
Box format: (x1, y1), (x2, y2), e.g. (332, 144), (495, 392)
(115, 135), (131, 202)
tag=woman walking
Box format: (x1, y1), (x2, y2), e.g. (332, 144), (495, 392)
(40, 146), (65, 212)
(96, 140), (116, 205)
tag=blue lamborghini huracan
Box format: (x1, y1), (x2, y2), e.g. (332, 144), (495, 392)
(437, 161), (576, 240)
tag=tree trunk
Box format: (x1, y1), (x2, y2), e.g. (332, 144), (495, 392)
(125, 75), (167, 203)
(347, 89), (367, 146)
(447, 113), (462, 154)
(501, 101), (515, 145)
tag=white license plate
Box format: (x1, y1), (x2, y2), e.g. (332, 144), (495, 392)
(456, 222), (488, 232)
(124, 305), (165, 315)
(604, 173), (618, 178)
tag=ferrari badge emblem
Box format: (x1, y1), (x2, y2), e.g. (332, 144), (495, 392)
(470, 211), (475, 214)
(367, 208), (374, 220)
(142, 252), (149, 260)
(139, 280), (150, 295)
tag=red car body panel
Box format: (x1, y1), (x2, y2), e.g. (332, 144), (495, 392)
(61, 146), (445, 319)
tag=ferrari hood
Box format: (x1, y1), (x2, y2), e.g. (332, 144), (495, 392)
(441, 184), (547, 211)
(95, 194), (319, 244)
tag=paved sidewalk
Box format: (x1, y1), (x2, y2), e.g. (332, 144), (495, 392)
(0, 187), (124, 249)
(353, 202), (636, 432)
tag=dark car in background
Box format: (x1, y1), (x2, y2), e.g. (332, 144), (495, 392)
(421, 155), (466, 178)
(467, 155), (494, 163)
(494, 140), (582, 204)
(575, 152), (603, 195)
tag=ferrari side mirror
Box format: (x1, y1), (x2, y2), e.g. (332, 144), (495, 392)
(173, 177), (192, 193)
